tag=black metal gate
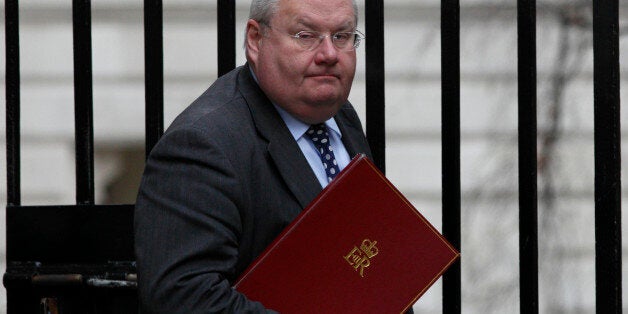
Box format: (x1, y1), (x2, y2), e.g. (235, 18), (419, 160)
(4, 0), (622, 313)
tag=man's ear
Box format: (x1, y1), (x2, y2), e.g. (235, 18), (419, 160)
(245, 19), (263, 64)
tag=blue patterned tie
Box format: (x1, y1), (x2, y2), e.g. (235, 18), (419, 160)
(305, 123), (341, 182)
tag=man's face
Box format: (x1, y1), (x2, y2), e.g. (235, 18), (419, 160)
(247, 0), (357, 124)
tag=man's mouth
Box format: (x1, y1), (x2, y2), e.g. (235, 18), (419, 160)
(307, 73), (340, 80)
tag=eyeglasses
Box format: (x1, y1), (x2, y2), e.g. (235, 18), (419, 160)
(289, 30), (365, 51)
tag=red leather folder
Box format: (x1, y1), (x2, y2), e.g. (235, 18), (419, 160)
(234, 154), (459, 313)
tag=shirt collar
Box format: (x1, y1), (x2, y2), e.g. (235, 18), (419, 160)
(273, 104), (342, 141)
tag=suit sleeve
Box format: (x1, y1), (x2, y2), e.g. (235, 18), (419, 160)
(134, 125), (277, 314)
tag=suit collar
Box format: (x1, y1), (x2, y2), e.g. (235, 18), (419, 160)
(334, 105), (372, 159)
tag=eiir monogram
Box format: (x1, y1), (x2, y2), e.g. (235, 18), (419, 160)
(343, 239), (379, 277)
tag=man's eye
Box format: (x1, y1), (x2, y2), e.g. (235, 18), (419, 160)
(333, 33), (352, 42)
(297, 32), (317, 40)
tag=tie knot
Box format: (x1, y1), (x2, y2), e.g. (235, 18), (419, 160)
(305, 123), (330, 144)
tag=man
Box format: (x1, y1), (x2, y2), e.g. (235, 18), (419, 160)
(135, 0), (371, 312)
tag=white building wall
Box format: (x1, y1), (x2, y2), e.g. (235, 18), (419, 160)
(1, 0), (627, 313)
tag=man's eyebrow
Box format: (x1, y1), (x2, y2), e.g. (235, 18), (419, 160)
(294, 18), (316, 29)
(294, 17), (355, 31)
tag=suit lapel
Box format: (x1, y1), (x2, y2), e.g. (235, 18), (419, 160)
(238, 66), (322, 209)
(335, 105), (373, 160)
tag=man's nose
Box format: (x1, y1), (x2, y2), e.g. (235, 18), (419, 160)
(314, 36), (339, 63)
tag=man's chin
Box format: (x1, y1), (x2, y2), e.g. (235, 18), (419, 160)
(296, 102), (345, 124)
(308, 91), (346, 106)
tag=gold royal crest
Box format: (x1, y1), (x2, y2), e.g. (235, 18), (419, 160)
(343, 239), (379, 277)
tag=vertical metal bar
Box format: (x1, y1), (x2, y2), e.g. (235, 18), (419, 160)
(217, 0), (236, 76)
(517, 0), (539, 313)
(5, 3), (22, 312)
(73, 0), (95, 205)
(441, 0), (461, 313)
(5, 0), (21, 206)
(364, 0), (386, 173)
(593, 1), (622, 313)
(144, 0), (164, 157)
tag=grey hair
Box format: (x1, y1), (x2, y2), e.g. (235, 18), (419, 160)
(245, 0), (359, 54)
(248, 0), (281, 26)
(248, 0), (359, 26)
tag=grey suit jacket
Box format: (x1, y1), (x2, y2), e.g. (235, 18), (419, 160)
(134, 64), (372, 313)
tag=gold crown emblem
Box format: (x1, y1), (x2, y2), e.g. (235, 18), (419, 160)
(360, 239), (379, 258)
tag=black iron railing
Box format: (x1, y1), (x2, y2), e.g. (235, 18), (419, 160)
(518, 0), (539, 313)
(593, 1), (622, 313)
(441, 1), (461, 313)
